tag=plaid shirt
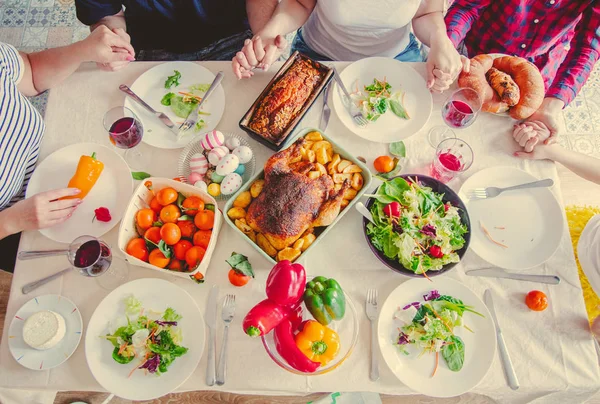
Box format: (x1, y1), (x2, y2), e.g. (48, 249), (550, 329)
(445, 0), (600, 106)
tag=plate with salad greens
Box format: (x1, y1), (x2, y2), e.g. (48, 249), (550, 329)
(378, 278), (496, 397)
(85, 278), (204, 400)
(125, 61), (225, 149)
(364, 175), (470, 277)
(331, 57), (432, 143)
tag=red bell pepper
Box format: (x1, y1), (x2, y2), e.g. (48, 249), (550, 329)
(274, 318), (320, 373)
(288, 305), (304, 331)
(266, 260), (306, 307)
(243, 299), (298, 337)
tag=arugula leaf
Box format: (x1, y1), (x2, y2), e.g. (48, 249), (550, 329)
(161, 92), (175, 106)
(158, 240), (172, 259)
(226, 252), (255, 278)
(389, 141), (406, 158)
(442, 335), (465, 372)
(164, 70), (181, 89)
(132, 171), (152, 180)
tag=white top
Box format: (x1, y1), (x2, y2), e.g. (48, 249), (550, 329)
(301, 0), (421, 60)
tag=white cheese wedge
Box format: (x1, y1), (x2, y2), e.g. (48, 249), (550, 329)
(23, 310), (66, 350)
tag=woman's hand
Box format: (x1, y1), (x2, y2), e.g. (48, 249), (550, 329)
(78, 25), (135, 71)
(232, 35), (287, 79)
(525, 97), (565, 144)
(426, 35), (470, 93)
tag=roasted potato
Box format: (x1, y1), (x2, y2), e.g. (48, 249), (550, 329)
(227, 207), (246, 220)
(303, 140), (314, 150)
(292, 238), (305, 250)
(333, 173), (352, 184)
(343, 188), (358, 200)
(312, 140), (332, 153)
(315, 146), (330, 165)
(300, 233), (316, 251)
(233, 191), (252, 208)
(250, 179), (265, 198)
(235, 218), (256, 242)
(340, 199), (350, 209)
(308, 171), (321, 179)
(257, 234), (277, 257)
(305, 131), (323, 141)
(337, 160), (352, 173)
(277, 247), (302, 262)
(327, 154), (341, 175)
(306, 149), (316, 163)
(351, 173), (364, 190)
(334, 183), (342, 192)
(300, 147), (308, 161)
(342, 164), (362, 174)
(315, 162), (327, 176)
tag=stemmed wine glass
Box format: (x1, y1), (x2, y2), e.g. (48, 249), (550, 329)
(103, 106), (145, 169)
(427, 88), (482, 148)
(429, 138), (474, 183)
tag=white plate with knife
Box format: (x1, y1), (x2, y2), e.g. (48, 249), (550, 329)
(124, 61), (225, 150)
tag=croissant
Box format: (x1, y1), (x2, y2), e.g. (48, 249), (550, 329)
(458, 54), (508, 114)
(486, 67), (520, 107)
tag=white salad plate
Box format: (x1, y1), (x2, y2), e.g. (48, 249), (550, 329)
(26, 143), (133, 243)
(85, 278), (205, 401)
(8, 294), (83, 371)
(378, 278), (496, 397)
(332, 57), (432, 143)
(459, 167), (564, 270)
(125, 61), (226, 149)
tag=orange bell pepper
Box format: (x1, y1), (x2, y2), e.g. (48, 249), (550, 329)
(295, 320), (340, 366)
(61, 152), (104, 200)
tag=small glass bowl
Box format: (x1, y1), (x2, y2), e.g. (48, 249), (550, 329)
(261, 290), (359, 375)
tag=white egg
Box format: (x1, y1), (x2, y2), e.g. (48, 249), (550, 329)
(233, 145), (253, 164)
(189, 153), (208, 174)
(200, 130), (224, 150)
(220, 173), (243, 195)
(216, 154), (239, 176)
(224, 137), (241, 151)
(194, 181), (208, 192)
(207, 146), (229, 166)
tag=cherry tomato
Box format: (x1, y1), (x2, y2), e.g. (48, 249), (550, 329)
(194, 210), (215, 230)
(182, 196), (204, 216)
(525, 290), (548, 311)
(160, 204), (181, 223)
(143, 226), (161, 244)
(173, 240), (193, 261)
(228, 269), (250, 287)
(126, 238), (148, 262)
(136, 208), (157, 230)
(168, 259), (184, 271)
(177, 220), (196, 239)
(193, 230), (212, 249)
(149, 197), (162, 214)
(160, 222), (181, 245)
(149, 249), (170, 268)
(429, 245), (443, 259)
(185, 246), (206, 269)
(156, 187), (178, 206)
(383, 201), (401, 218)
(373, 156), (395, 173)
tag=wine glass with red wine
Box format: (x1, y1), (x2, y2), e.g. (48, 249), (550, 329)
(430, 138), (474, 183)
(427, 88), (482, 148)
(103, 106), (144, 168)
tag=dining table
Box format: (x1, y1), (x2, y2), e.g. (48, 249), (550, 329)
(0, 61), (599, 404)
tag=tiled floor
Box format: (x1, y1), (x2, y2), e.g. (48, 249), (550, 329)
(1, 0), (599, 158)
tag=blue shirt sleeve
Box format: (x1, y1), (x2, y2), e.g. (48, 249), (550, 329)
(75, 0), (123, 26)
(0, 42), (24, 84)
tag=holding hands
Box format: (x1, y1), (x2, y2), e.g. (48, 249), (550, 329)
(512, 121), (556, 160)
(426, 35), (470, 93)
(233, 35), (288, 79)
(80, 25), (135, 71)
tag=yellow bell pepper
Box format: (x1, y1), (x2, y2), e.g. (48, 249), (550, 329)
(61, 152), (104, 200)
(295, 320), (340, 366)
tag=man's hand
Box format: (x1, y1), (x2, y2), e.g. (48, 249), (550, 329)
(232, 35), (287, 79)
(426, 34), (470, 93)
(525, 97), (565, 144)
(79, 25), (135, 72)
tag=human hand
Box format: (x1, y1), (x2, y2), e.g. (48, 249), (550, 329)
(79, 25), (135, 72)
(232, 35), (287, 79)
(426, 35), (470, 93)
(525, 97), (565, 144)
(513, 121), (551, 152)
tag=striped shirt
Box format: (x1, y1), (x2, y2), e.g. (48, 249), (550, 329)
(0, 42), (44, 210)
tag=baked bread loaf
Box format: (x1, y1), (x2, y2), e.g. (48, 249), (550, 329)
(458, 54), (508, 114)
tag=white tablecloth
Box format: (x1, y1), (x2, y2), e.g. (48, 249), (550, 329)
(0, 62), (598, 404)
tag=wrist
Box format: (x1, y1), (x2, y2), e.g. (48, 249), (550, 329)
(0, 208), (20, 239)
(543, 144), (563, 161)
(429, 29), (449, 47)
(541, 97), (565, 113)
(69, 40), (91, 64)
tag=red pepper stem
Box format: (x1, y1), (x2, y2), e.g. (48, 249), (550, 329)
(91, 152), (97, 160)
(246, 326), (261, 337)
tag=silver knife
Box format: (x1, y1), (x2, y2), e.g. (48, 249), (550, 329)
(467, 268), (560, 285)
(483, 289), (519, 390)
(205, 285), (219, 386)
(179, 71), (224, 135)
(119, 84), (178, 136)
(319, 83), (332, 131)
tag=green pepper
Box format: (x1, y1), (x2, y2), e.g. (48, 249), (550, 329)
(303, 276), (346, 325)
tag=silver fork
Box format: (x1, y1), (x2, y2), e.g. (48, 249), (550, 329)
(466, 178), (554, 200)
(216, 294), (236, 386)
(366, 289), (379, 381)
(331, 66), (368, 127)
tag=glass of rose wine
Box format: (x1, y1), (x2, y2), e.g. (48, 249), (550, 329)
(428, 88), (482, 148)
(103, 106), (144, 168)
(430, 138), (474, 183)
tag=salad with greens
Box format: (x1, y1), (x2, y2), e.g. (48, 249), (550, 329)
(393, 290), (483, 376)
(160, 70), (211, 131)
(102, 296), (188, 377)
(366, 177), (468, 275)
(350, 77), (410, 122)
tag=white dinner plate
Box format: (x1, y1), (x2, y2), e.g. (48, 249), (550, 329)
(26, 143), (133, 244)
(332, 57), (432, 143)
(125, 62), (225, 149)
(8, 294), (83, 371)
(85, 278), (205, 401)
(459, 167), (564, 270)
(378, 278), (496, 397)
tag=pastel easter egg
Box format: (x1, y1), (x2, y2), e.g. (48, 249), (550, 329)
(207, 146), (228, 166)
(216, 154), (239, 176)
(200, 130), (224, 150)
(188, 172), (203, 184)
(233, 145), (253, 164)
(210, 171), (225, 184)
(194, 181), (208, 193)
(233, 164), (246, 176)
(189, 153), (208, 174)
(224, 136), (241, 151)
(207, 183), (221, 197)
(220, 173), (243, 195)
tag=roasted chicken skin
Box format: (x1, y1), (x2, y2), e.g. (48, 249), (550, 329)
(247, 139), (349, 250)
